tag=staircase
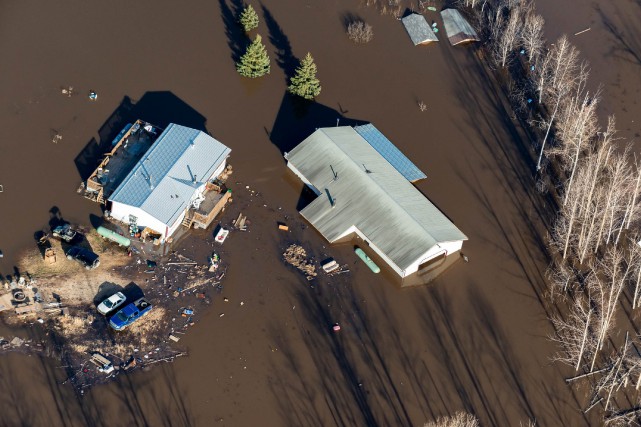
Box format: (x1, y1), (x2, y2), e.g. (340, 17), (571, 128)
(96, 189), (105, 204)
(182, 210), (194, 228)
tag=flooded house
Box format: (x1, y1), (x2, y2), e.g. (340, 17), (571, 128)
(82, 121), (231, 240)
(440, 8), (479, 46)
(401, 13), (439, 46)
(285, 124), (468, 284)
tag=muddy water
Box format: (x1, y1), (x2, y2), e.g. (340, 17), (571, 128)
(0, 0), (628, 425)
(536, 0), (641, 141)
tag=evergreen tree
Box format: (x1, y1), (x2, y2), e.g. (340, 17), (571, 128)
(239, 4), (259, 32)
(236, 34), (271, 78)
(288, 53), (321, 100)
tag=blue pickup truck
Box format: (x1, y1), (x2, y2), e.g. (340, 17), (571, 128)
(109, 297), (152, 331)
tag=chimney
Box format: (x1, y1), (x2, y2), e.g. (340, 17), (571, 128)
(192, 174), (197, 184)
(149, 174), (154, 190)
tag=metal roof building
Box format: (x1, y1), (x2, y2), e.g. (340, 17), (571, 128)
(109, 124), (231, 238)
(285, 126), (467, 279)
(441, 8), (479, 46)
(401, 13), (439, 46)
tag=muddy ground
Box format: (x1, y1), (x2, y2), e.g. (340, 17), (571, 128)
(0, 0), (638, 425)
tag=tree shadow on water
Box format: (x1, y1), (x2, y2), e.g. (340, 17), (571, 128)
(268, 92), (368, 155)
(219, 0), (248, 64)
(261, 4), (299, 81)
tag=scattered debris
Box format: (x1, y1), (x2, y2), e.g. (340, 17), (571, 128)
(283, 244), (317, 280)
(61, 86), (74, 97)
(574, 27), (591, 36)
(169, 334), (180, 342)
(89, 353), (115, 374)
(321, 259), (339, 273)
(215, 226), (229, 244)
(10, 337), (24, 347)
(209, 252), (220, 272)
(278, 223), (289, 231)
(233, 213), (247, 231)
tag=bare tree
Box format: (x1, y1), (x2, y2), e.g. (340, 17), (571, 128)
(552, 83), (600, 205)
(489, 2), (522, 68)
(589, 246), (630, 372)
(546, 259), (581, 299)
(520, 12), (545, 64)
(424, 412), (480, 427)
(535, 37), (583, 170)
(616, 158), (641, 244)
(347, 21), (374, 43)
(550, 294), (596, 371)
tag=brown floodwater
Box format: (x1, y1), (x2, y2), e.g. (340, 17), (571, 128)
(0, 0), (636, 425)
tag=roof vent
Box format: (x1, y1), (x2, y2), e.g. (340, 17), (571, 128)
(330, 165), (338, 181)
(325, 188), (336, 208)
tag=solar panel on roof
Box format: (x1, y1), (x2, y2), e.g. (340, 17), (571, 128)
(353, 124), (427, 182)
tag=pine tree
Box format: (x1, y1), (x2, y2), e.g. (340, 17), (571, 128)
(288, 53), (321, 100)
(239, 4), (259, 32)
(236, 34), (271, 78)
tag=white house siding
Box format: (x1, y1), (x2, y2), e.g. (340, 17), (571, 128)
(109, 203), (170, 238)
(405, 240), (464, 276)
(286, 162), (321, 195)
(210, 160), (227, 183)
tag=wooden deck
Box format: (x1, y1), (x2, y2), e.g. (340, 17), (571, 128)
(183, 188), (232, 230)
(81, 120), (161, 204)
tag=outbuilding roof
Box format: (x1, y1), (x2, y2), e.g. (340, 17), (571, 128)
(286, 126), (467, 273)
(440, 8), (479, 45)
(109, 124), (231, 227)
(401, 13), (439, 45)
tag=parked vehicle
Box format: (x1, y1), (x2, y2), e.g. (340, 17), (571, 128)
(97, 292), (127, 315)
(109, 297), (152, 331)
(66, 246), (100, 269)
(52, 224), (78, 242)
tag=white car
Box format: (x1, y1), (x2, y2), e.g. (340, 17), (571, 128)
(97, 292), (126, 315)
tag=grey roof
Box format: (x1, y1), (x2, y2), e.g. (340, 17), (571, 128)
(441, 8), (479, 46)
(354, 124), (426, 182)
(286, 126), (467, 273)
(401, 13), (438, 45)
(110, 124), (231, 227)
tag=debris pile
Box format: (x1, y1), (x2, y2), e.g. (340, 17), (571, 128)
(283, 244), (317, 280)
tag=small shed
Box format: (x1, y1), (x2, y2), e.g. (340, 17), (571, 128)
(440, 8), (479, 46)
(401, 13), (438, 46)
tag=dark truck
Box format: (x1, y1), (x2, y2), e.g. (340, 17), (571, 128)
(109, 298), (152, 331)
(66, 246), (100, 269)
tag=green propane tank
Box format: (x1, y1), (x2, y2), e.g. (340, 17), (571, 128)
(355, 247), (380, 273)
(97, 226), (131, 247)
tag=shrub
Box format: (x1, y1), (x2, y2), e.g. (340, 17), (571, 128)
(347, 21), (374, 43)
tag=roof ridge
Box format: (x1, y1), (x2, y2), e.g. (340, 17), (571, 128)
(324, 127), (457, 245)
